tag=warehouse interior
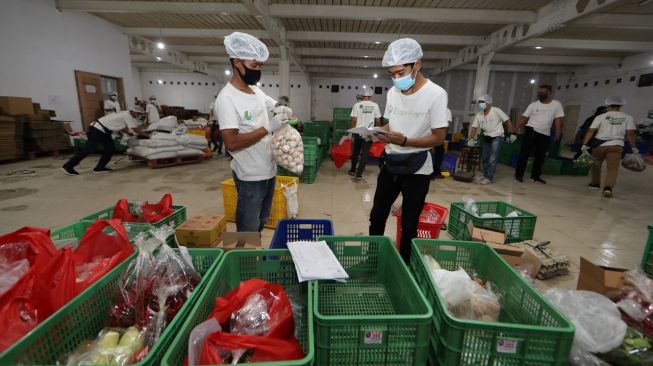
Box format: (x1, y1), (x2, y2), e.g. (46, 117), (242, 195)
(1, 0), (653, 365)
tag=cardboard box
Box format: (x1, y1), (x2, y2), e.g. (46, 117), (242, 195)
(501, 248), (542, 278)
(219, 232), (262, 251)
(175, 214), (226, 247)
(577, 257), (628, 296)
(468, 222), (507, 245)
(0, 96), (34, 115)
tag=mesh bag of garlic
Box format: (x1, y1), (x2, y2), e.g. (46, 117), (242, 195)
(272, 124), (304, 174)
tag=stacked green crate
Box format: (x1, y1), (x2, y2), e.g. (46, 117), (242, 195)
(302, 122), (329, 158)
(302, 136), (322, 166)
(333, 119), (351, 131)
(331, 129), (349, 147)
(333, 108), (352, 123)
(278, 140), (320, 183)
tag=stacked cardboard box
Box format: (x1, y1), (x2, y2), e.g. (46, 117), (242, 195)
(0, 116), (24, 161)
(24, 120), (70, 153)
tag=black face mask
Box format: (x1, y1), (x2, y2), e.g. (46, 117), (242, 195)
(237, 63), (262, 85)
(537, 94), (548, 102)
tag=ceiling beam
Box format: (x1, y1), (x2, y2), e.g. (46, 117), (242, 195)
(433, 0), (628, 74)
(304, 59), (386, 68)
(494, 54), (622, 65)
(187, 55), (282, 64)
(123, 28), (268, 39)
(572, 13), (653, 30)
(519, 38), (653, 52)
(295, 48), (456, 59)
(268, 4), (534, 24)
(171, 45), (280, 55)
(56, 0), (249, 14)
(454, 64), (575, 73)
(287, 31), (483, 46)
(128, 35), (220, 76)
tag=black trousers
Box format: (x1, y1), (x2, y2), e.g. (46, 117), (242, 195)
(432, 144), (445, 176)
(64, 126), (114, 169)
(515, 127), (550, 179)
(209, 121), (223, 153)
(369, 166), (431, 263)
(350, 133), (372, 175)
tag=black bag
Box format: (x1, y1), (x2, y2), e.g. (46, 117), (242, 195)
(482, 135), (495, 144)
(381, 150), (429, 175)
(588, 138), (609, 148)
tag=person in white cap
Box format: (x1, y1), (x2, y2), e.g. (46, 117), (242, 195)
(348, 87), (381, 179)
(104, 92), (121, 116)
(62, 106), (145, 175)
(468, 94), (515, 184)
(581, 96), (638, 197)
(216, 32), (290, 232)
(146, 95), (161, 125)
(369, 38), (449, 263)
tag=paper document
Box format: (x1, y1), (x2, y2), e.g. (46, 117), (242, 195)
(347, 126), (387, 139)
(287, 241), (349, 282)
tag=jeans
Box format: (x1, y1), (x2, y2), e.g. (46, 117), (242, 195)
(480, 136), (503, 181)
(515, 127), (550, 179)
(64, 125), (114, 169)
(431, 144), (445, 177)
(350, 134), (372, 176)
(369, 166), (431, 263)
(591, 145), (623, 188)
(209, 121), (223, 154)
(232, 171), (276, 232)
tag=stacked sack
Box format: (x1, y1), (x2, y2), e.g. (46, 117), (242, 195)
(127, 132), (207, 160)
(183, 118), (208, 129)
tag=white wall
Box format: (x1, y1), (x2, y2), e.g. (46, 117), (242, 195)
(0, 0), (136, 130)
(555, 51), (653, 128)
(311, 77), (393, 121)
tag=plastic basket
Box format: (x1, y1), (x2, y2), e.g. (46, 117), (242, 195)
(313, 236), (432, 366)
(302, 136), (324, 165)
(303, 123), (329, 144)
(222, 176), (299, 228)
(526, 157), (563, 175)
(640, 225), (653, 277)
(410, 239), (575, 366)
(448, 201), (537, 243)
(394, 203), (448, 250)
(270, 219), (334, 249)
(278, 164), (318, 184)
(441, 154), (457, 174)
(333, 119), (351, 131)
(0, 242), (222, 365)
(161, 249), (314, 366)
(79, 204), (187, 242)
(333, 108), (352, 122)
(557, 157), (591, 176)
(73, 137), (128, 153)
(303, 142), (320, 167)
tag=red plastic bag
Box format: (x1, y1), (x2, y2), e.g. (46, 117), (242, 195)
(331, 139), (352, 169)
(369, 141), (385, 158)
(140, 193), (173, 223)
(73, 219), (134, 293)
(112, 199), (138, 223)
(199, 332), (304, 364)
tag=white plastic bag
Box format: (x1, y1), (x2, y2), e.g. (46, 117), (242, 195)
(544, 288), (627, 359)
(284, 182), (299, 218)
(188, 319), (221, 366)
(622, 153), (646, 172)
(272, 124), (304, 174)
(462, 195), (478, 216)
(574, 150), (597, 168)
(480, 213), (502, 219)
(0, 258), (29, 295)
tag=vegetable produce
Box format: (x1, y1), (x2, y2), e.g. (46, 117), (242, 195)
(599, 328), (653, 366)
(272, 124), (304, 174)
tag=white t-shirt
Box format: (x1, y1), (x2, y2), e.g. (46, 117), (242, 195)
(446, 108), (452, 123)
(217, 82), (277, 181)
(103, 100), (121, 115)
(471, 106), (510, 137)
(590, 111), (636, 147)
(209, 100), (216, 121)
(383, 80), (449, 175)
(146, 103), (160, 124)
(523, 100), (565, 136)
(95, 111), (138, 132)
(351, 100), (381, 128)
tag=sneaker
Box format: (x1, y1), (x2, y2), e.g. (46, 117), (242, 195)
(602, 187), (613, 197)
(354, 175), (363, 180)
(93, 167), (113, 173)
(515, 176), (523, 183)
(531, 177), (547, 184)
(61, 166), (79, 176)
(347, 170), (356, 176)
(479, 178), (492, 185)
(588, 183), (600, 190)
(473, 176), (484, 182)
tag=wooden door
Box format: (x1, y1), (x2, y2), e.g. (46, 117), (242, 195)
(562, 105), (581, 145)
(75, 70), (103, 130)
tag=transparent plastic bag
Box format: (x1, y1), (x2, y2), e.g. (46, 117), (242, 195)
(480, 213), (502, 219)
(430, 267), (500, 321)
(423, 254), (441, 271)
(622, 153), (647, 172)
(188, 319), (222, 366)
(462, 195), (478, 216)
(506, 210), (520, 218)
(284, 183), (299, 218)
(574, 150), (597, 168)
(66, 327), (145, 366)
(272, 124), (304, 174)
(0, 258), (29, 295)
(231, 291), (275, 336)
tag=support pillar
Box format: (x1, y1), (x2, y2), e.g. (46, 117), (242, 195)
(472, 52), (494, 102)
(279, 46), (290, 99)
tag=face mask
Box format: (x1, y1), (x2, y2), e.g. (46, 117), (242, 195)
(237, 63), (262, 85)
(111, 96), (117, 101)
(150, 99), (157, 104)
(479, 102), (487, 111)
(392, 67), (416, 91)
(537, 94), (548, 102)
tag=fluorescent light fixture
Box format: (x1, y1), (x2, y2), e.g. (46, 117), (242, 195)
(373, 74), (378, 78)
(155, 57), (162, 61)
(374, 41), (381, 44)
(224, 70), (231, 75)
(364, 55), (369, 58)
(535, 46), (543, 50)
(156, 42), (165, 49)
(530, 79), (536, 84)
(362, 85), (367, 88)
(157, 79), (163, 84)
(363, 65), (368, 68)
(256, 82), (262, 86)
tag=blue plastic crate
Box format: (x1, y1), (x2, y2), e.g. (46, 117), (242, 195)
(441, 154), (457, 174)
(270, 219), (335, 249)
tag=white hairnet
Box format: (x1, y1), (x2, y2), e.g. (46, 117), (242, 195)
(362, 88), (374, 97)
(478, 94), (493, 104)
(130, 105), (144, 114)
(604, 96), (625, 106)
(382, 38), (423, 67)
(224, 32), (269, 62)
(110, 91), (118, 96)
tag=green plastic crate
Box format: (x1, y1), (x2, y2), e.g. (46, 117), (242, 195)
(334, 119), (351, 131)
(279, 164), (318, 184)
(559, 157), (591, 176)
(73, 137), (128, 153)
(640, 225), (653, 277)
(448, 201), (537, 243)
(333, 108), (352, 122)
(331, 129), (349, 147)
(410, 239), (575, 366)
(161, 249), (314, 366)
(303, 123), (329, 144)
(302, 136), (323, 166)
(526, 157), (563, 175)
(314, 236), (432, 366)
(79, 204), (187, 243)
(49, 220), (145, 250)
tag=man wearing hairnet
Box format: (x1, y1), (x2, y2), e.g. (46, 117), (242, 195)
(62, 106), (145, 175)
(348, 87), (381, 179)
(369, 38), (448, 263)
(581, 96), (637, 197)
(468, 94), (514, 184)
(146, 95), (161, 125)
(215, 32), (290, 232)
(104, 92), (121, 116)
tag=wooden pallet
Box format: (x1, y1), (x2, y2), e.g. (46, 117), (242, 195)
(129, 154), (204, 169)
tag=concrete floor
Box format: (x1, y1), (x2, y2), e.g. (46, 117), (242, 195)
(1, 151), (651, 290)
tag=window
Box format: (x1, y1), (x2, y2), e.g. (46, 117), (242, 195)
(276, 84), (279, 87)
(630, 76), (636, 82)
(331, 85), (339, 93)
(605, 79), (610, 85)
(384, 87), (388, 91)
(616, 78), (622, 84)
(355, 86), (358, 90)
(565, 84), (569, 89)
(291, 84), (294, 88)
(149, 81), (152, 84)
(638, 73), (653, 87)
(191, 82), (194, 85)
(557, 85), (561, 90)
(374, 86), (382, 94)
(319, 85), (322, 88)
(184, 82), (187, 85)
(574, 83), (578, 88)
(583, 82), (588, 87)
(269, 84), (272, 87)
(348, 86), (351, 89)
(297, 84), (301, 88)
(341, 85), (344, 89)
(163, 81), (167, 85)
(212, 82), (216, 86)
(594, 81), (598, 86)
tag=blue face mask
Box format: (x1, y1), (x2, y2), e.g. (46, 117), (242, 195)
(392, 68), (416, 91)
(479, 102), (487, 111)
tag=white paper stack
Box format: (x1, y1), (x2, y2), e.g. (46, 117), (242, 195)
(347, 126), (387, 140)
(287, 241), (349, 282)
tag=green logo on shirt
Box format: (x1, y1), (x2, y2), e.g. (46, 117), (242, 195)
(606, 116), (625, 125)
(244, 110), (253, 122)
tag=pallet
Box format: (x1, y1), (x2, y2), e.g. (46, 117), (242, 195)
(129, 154), (204, 169)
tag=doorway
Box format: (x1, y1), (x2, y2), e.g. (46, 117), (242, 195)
(74, 70), (125, 130)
